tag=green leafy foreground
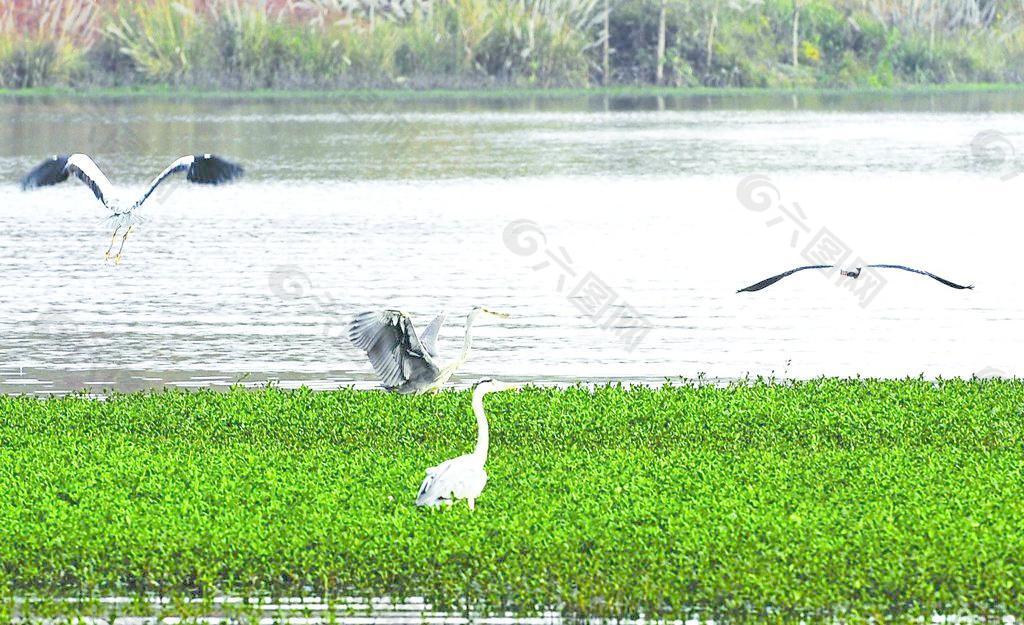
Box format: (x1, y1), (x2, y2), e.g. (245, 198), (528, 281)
(1, 380), (1022, 621)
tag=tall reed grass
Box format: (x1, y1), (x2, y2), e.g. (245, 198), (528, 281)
(0, 0), (97, 87)
(1, 0), (1023, 89)
(0, 0), (603, 88)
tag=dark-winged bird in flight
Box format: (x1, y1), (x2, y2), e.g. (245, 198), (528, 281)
(737, 264), (973, 293)
(21, 153), (243, 263)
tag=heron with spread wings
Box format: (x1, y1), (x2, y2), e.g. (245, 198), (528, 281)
(416, 378), (518, 510)
(737, 264), (973, 293)
(348, 307), (509, 394)
(21, 153), (243, 263)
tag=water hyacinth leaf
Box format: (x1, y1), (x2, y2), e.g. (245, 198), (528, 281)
(0, 380), (1022, 620)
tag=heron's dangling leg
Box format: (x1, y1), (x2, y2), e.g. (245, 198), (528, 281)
(111, 225), (134, 265)
(104, 227), (122, 259)
(467, 498), (476, 511)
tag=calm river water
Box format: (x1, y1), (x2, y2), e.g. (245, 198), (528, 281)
(1, 91), (1022, 394)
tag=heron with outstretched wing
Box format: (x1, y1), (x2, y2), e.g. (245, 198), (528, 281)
(737, 264), (973, 293)
(21, 153), (243, 263)
(348, 307), (508, 394)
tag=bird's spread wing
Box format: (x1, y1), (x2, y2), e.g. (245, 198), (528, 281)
(186, 153), (244, 184)
(348, 310), (439, 389)
(419, 311), (447, 359)
(737, 265), (834, 293)
(132, 154), (244, 210)
(21, 155), (70, 190)
(867, 265), (974, 290)
(64, 154), (117, 210)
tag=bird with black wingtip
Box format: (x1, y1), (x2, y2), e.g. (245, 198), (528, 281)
(21, 153), (244, 263)
(737, 263), (973, 293)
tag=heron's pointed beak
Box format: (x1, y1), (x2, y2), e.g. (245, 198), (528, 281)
(481, 308), (510, 318)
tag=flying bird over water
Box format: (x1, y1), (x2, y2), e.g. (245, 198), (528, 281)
(21, 153), (243, 263)
(416, 379), (518, 510)
(348, 307), (509, 394)
(737, 264), (973, 293)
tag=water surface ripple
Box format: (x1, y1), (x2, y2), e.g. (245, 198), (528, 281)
(1, 94), (1021, 394)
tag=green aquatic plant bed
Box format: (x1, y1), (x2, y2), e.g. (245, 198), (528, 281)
(1, 380), (1023, 622)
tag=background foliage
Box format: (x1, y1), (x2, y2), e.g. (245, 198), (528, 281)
(1, 0), (1022, 89)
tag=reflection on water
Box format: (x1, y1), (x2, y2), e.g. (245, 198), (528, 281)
(13, 595), (569, 625)
(1, 92), (1022, 395)
(11, 595), (1014, 624)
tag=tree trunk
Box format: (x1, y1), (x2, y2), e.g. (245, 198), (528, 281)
(603, 0), (610, 85)
(929, 0), (936, 52)
(705, 4), (717, 69)
(791, 1), (800, 67)
(656, 0), (667, 85)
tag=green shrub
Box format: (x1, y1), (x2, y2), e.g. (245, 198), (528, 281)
(394, 8), (461, 80)
(104, 0), (199, 84)
(0, 38), (83, 88)
(477, 0), (595, 86)
(3, 0), (1024, 90)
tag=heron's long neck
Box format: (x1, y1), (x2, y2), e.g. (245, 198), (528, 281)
(452, 312), (478, 370)
(471, 389), (489, 459)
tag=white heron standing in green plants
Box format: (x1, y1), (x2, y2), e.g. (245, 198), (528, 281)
(348, 307), (509, 394)
(416, 379), (519, 510)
